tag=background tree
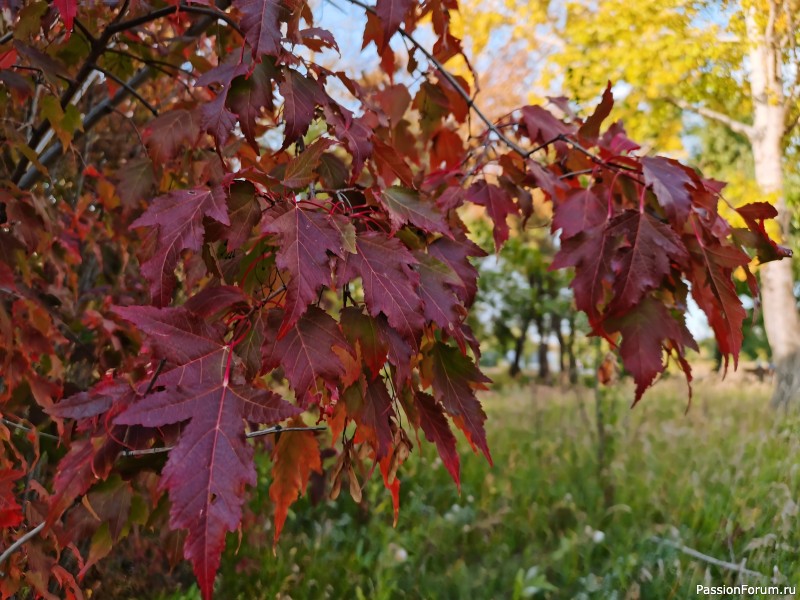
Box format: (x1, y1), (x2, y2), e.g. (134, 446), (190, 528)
(0, 1), (784, 598)
(473, 214), (582, 382)
(458, 0), (800, 404)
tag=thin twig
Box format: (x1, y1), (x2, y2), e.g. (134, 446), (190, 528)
(15, 1), (232, 191)
(666, 97), (754, 139)
(110, 3), (241, 36)
(120, 424), (326, 457)
(0, 522), (46, 575)
(0, 418), (59, 441)
(650, 536), (767, 579)
(341, 0), (531, 157)
(94, 66), (159, 116)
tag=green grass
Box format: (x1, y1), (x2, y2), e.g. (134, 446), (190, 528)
(166, 379), (800, 599)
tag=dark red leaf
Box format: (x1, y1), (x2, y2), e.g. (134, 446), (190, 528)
(374, 0), (414, 48)
(279, 68), (327, 147)
(228, 61), (276, 149)
(113, 305), (300, 600)
(684, 235), (749, 369)
(423, 342), (491, 464)
(143, 110), (199, 163)
(264, 206), (349, 333)
(235, 0), (283, 59)
(578, 81), (613, 141)
(466, 180), (517, 250)
(521, 105), (571, 145)
(605, 210), (688, 313)
(604, 297), (697, 402)
(261, 307), (353, 404)
(379, 186), (450, 235)
(131, 186), (229, 306)
(415, 252), (464, 332)
(428, 236), (487, 305)
(414, 391), (460, 487)
(641, 156), (695, 226)
(324, 105), (373, 179)
(552, 187), (607, 240)
(340, 231), (424, 341)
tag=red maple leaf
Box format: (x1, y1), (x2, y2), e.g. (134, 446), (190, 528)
(379, 186), (451, 235)
(415, 252), (465, 332)
(264, 205), (350, 334)
(261, 307), (354, 405)
(552, 187), (607, 240)
(279, 68), (328, 147)
(605, 210), (688, 313)
(235, 0), (283, 60)
(131, 186), (229, 306)
(414, 391), (460, 487)
(113, 306), (300, 600)
(374, 0), (414, 48)
(641, 156), (695, 226)
(269, 419), (321, 544)
(467, 180), (517, 249)
(0, 469), (24, 529)
(340, 231), (424, 341)
(684, 234), (749, 369)
(423, 342), (492, 465)
(604, 297), (697, 402)
(54, 0), (77, 35)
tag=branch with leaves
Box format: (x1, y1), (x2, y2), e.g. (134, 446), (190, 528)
(0, 1), (788, 598)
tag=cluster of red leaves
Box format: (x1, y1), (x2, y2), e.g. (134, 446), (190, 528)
(0, 1), (786, 598)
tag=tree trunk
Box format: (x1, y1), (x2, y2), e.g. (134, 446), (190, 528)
(746, 7), (800, 407)
(567, 312), (578, 384)
(509, 317), (531, 378)
(535, 314), (550, 382)
(552, 313), (566, 382)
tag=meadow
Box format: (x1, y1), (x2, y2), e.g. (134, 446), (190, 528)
(160, 376), (800, 599)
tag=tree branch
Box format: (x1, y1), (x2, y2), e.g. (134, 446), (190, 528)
(0, 522), (46, 575)
(120, 425), (327, 457)
(667, 98), (755, 139)
(650, 536), (767, 579)
(340, 0), (532, 157)
(94, 66), (159, 116)
(13, 0), (233, 192)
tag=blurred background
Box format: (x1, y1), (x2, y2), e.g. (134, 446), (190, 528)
(92, 1), (800, 597)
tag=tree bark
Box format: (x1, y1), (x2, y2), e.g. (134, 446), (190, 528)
(552, 313), (566, 382)
(535, 314), (550, 382)
(746, 6), (800, 407)
(509, 317), (531, 378)
(567, 312), (578, 384)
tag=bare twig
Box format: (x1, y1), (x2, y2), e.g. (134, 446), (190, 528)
(15, 1), (233, 191)
(0, 418), (59, 441)
(143, 359), (168, 395)
(666, 98), (755, 139)
(120, 424), (327, 457)
(340, 0), (531, 157)
(110, 3), (242, 36)
(650, 536), (767, 579)
(0, 522), (46, 575)
(94, 66), (159, 116)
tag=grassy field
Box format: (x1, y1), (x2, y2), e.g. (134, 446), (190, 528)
(163, 377), (800, 599)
